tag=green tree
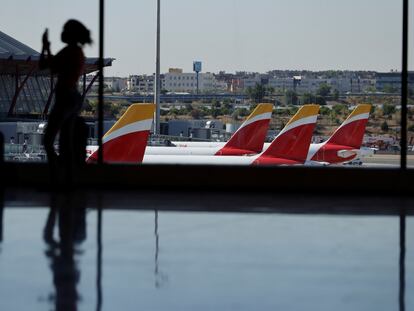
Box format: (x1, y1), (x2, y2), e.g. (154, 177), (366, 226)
(382, 103), (396, 116)
(301, 92), (326, 105)
(190, 109), (202, 119)
(211, 107), (220, 118)
(220, 101), (232, 115)
(107, 102), (121, 117)
(332, 89), (340, 100)
(212, 100), (221, 109)
(246, 84), (267, 103)
(289, 106), (299, 115)
(382, 85), (398, 93)
(185, 103), (194, 112)
(301, 92), (314, 104)
(285, 90), (299, 105)
(316, 83), (331, 97)
(267, 86), (275, 96)
(314, 95), (326, 105)
(232, 108), (249, 120)
(332, 104), (346, 116)
(320, 106), (331, 116)
(169, 107), (179, 116)
(249, 103), (258, 113)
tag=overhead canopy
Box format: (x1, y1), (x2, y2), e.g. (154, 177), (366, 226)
(0, 30), (113, 75)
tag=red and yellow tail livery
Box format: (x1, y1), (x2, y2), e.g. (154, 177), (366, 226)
(87, 104), (155, 163)
(253, 105), (320, 165)
(308, 104), (371, 163)
(216, 103), (273, 155)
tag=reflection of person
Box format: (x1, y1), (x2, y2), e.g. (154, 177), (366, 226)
(43, 192), (87, 311)
(0, 189), (3, 243)
(40, 20), (91, 170)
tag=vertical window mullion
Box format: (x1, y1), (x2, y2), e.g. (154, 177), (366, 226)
(401, 0), (408, 169)
(98, 0), (105, 164)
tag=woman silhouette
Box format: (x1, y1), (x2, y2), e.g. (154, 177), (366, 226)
(40, 20), (92, 169)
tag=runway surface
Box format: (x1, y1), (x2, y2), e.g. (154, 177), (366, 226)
(354, 154), (414, 168)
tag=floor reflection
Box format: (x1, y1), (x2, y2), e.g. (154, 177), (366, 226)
(43, 191), (86, 311)
(154, 210), (168, 288)
(0, 190), (412, 310)
(96, 197), (103, 311)
(0, 190), (3, 245)
(400, 207), (406, 311)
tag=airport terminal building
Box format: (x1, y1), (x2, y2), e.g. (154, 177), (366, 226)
(0, 30), (112, 157)
(0, 30), (112, 119)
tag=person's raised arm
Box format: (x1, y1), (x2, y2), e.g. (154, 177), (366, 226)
(39, 29), (52, 70)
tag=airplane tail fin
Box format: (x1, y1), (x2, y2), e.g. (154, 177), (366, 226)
(87, 103), (155, 163)
(326, 104), (371, 148)
(216, 103), (273, 155)
(255, 105), (319, 164)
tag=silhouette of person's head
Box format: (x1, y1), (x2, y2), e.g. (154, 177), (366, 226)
(61, 19), (92, 46)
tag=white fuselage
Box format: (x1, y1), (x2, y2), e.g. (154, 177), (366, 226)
(171, 141), (225, 148)
(86, 142), (324, 160)
(86, 141), (370, 165)
(145, 146), (221, 156)
(162, 141), (373, 161)
(143, 154), (258, 165)
(145, 142), (323, 158)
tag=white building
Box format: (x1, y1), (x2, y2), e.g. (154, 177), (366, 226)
(164, 68), (216, 93)
(127, 74), (166, 94)
(104, 77), (127, 92)
(213, 79), (228, 92)
(296, 78), (329, 93)
(244, 75), (376, 94)
(268, 77), (293, 91)
(266, 77), (329, 93)
(243, 75), (262, 89)
(127, 75), (140, 91)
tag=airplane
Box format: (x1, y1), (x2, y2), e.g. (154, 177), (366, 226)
(145, 103), (273, 156)
(143, 105), (320, 165)
(306, 104), (372, 164)
(169, 104), (372, 165)
(87, 103), (155, 163)
(86, 103), (367, 166)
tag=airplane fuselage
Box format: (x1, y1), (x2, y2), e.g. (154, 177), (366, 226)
(141, 141), (358, 164)
(142, 153), (303, 166)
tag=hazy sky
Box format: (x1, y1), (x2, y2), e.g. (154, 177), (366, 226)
(1, 0), (412, 76)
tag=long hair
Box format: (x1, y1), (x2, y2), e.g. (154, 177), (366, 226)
(61, 19), (92, 45)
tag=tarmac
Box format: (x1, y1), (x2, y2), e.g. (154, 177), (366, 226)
(360, 154), (414, 168)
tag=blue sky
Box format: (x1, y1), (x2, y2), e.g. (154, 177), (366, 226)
(1, 0), (411, 76)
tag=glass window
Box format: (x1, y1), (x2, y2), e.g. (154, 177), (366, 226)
(0, 0), (410, 172)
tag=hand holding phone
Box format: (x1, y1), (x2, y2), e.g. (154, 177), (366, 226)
(42, 28), (50, 49)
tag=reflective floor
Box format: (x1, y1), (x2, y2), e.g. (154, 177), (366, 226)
(0, 190), (413, 311)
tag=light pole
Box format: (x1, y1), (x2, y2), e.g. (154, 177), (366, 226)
(154, 0), (161, 134)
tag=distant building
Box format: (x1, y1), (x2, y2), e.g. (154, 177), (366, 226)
(104, 77), (127, 92)
(127, 74), (165, 94)
(268, 77), (293, 91)
(242, 73), (375, 94)
(168, 119), (224, 140)
(376, 71), (414, 92)
(164, 68), (216, 93)
(243, 75), (262, 89)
